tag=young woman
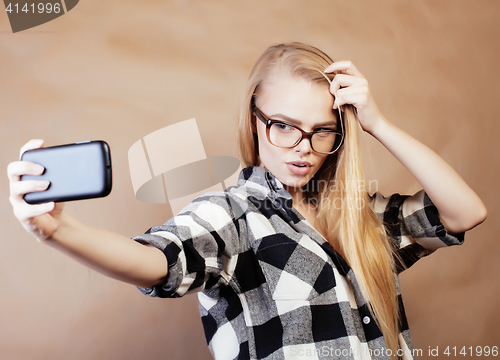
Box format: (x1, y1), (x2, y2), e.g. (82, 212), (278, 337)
(8, 43), (486, 360)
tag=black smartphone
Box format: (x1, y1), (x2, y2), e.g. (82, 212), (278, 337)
(21, 140), (112, 204)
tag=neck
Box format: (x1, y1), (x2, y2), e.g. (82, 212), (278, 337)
(285, 185), (305, 207)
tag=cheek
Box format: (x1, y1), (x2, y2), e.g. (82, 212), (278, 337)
(256, 123), (270, 153)
(256, 123), (281, 164)
(310, 154), (332, 180)
(316, 154), (329, 167)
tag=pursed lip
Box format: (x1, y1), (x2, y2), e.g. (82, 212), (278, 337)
(285, 160), (312, 167)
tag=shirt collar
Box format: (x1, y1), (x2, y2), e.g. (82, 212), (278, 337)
(237, 167), (352, 277)
(237, 166), (297, 231)
(237, 166), (292, 202)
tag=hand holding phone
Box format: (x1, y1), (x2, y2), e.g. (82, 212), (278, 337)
(8, 139), (68, 243)
(20, 140), (112, 204)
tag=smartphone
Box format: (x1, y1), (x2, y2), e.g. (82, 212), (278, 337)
(21, 140), (112, 204)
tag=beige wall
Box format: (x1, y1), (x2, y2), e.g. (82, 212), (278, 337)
(1, 1), (498, 359)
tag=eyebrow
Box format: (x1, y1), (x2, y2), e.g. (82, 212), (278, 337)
(269, 113), (337, 128)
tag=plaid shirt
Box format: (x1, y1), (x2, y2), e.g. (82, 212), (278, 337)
(133, 166), (465, 360)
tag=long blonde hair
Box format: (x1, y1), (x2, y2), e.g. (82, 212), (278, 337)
(237, 42), (401, 358)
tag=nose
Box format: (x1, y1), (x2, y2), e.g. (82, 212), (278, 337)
(294, 136), (312, 155)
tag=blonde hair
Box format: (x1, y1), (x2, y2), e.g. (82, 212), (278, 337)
(237, 42), (401, 358)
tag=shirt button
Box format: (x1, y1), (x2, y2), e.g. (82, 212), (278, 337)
(363, 316), (371, 325)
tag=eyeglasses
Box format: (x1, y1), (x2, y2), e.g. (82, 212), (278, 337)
(252, 103), (344, 154)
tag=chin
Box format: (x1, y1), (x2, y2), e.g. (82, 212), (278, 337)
(282, 174), (312, 189)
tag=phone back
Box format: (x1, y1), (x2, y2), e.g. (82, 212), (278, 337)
(21, 141), (112, 204)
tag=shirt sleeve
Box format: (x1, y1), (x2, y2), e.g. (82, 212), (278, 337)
(132, 192), (244, 298)
(369, 189), (465, 273)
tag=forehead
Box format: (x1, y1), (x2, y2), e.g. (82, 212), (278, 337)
(256, 71), (336, 126)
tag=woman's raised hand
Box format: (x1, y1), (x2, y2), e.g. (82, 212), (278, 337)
(7, 139), (65, 243)
(324, 61), (387, 135)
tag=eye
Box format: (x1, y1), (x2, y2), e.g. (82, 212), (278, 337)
(313, 132), (334, 139)
(274, 123), (295, 132)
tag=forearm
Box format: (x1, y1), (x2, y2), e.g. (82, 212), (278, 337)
(370, 118), (487, 234)
(48, 213), (168, 287)
(324, 61), (486, 232)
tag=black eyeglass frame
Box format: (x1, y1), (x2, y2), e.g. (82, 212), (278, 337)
(252, 103), (345, 155)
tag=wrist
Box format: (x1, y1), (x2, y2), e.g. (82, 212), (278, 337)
(50, 212), (81, 244)
(367, 116), (392, 140)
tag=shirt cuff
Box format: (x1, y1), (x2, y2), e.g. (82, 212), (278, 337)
(133, 230), (184, 298)
(403, 191), (465, 250)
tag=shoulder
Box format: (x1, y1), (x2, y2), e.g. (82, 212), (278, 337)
(172, 165), (272, 222)
(175, 183), (254, 221)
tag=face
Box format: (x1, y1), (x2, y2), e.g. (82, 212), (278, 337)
(254, 71), (337, 200)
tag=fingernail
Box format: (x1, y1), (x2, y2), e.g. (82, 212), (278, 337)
(33, 164), (44, 173)
(32, 139), (44, 145)
(44, 202), (55, 211)
(36, 180), (50, 189)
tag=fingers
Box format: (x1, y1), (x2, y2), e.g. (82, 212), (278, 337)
(8, 139), (46, 183)
(9, 175), (51, 218)
(11, 200), (55, 223)
(324, 60), (363, 77)
(20, 139), (45, 160)
(8, 140), (58, 236)
(333, 87), (370, 110)
(10, 179), (50, 200)
(329, 73), (369, 109)
(7, 160), (45, 183)
(8, 167), (54, 218)
(7, 139), (49, 213)
(329, 73), (368, 95)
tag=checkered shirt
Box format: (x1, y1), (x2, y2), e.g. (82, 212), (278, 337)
(133, 166), (465, 360)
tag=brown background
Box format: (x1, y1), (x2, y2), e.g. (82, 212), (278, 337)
(1, 1), (498, 359)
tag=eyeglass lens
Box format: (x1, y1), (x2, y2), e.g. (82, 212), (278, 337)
(269, 123), (342, 153)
